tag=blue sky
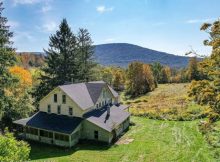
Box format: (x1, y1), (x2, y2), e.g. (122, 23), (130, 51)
(4, 0), (220, 56)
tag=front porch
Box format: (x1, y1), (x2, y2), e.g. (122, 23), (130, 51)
(18, 126), (80, 147)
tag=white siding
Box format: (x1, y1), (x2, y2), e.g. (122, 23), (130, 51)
(39, 88), (84, 117)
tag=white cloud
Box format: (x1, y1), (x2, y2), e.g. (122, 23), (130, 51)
(13, 0), (42, 5)
(41, 4), (52, 13)
(186, 18), (217, 24)
(13, 31), (35, 42)
(13, 0), (53, 7)
(41, 21), (57, 33)
(7, 20), (20, 29)
(96, 5), (114, 13)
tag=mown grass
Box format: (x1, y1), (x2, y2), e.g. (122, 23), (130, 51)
(30, 116), (214, 162)
(121, 83), (210, 120)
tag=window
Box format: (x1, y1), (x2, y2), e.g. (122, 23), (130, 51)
(96, 104), (98, 109)
(26, 127), (38, 135)
(47, 105), (51, 113)
(40, 130), (53, 138)
(105, 100), (107, 105)
(99, 102), (101, 108)
(94, 130), (98, 140)
(54, 94), (57, 103)
(57, 105), (61, 114)
(69, 107), (73, 115)
(62, 95), (66, 104)
(55, 133), (69, 141)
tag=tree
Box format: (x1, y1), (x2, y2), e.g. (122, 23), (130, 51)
(189, 19), (220, 113)
(125, 62), (156, 98)
(76, 28), (96, 82)
(9, 66), (32, 91)
(151, 62), (163, 84)
(142, 64), (156, 92)
(125, 62), (144, 97)
(33, 19), (78, 105)
(160, 66), (171, 83)
(0, 2), (19, 128)
(187, 57), (199, 81)
(0, 132), (30, 162)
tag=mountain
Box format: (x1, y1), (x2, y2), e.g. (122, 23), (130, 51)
(94, 43), (193, 68)
(17, 43), (195, 69)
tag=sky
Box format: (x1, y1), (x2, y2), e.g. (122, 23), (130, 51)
(4, 0), (220, 56)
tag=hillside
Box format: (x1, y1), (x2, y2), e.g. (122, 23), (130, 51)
(17, 43), (195, 68)
(94, 43), (192, 68)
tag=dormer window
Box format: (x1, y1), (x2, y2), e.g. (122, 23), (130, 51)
(54, 94), (57, 103)
(62, 95), (66, 104)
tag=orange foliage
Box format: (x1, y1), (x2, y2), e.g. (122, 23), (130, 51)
(9, 66), (32, 88)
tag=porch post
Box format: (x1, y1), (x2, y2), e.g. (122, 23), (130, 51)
(69, 134), (71, 148)
(53, 132), (55, 145)
(38, 129), (40, 141)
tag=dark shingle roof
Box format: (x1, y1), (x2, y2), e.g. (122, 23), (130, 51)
(83, 105), (130, 132)
(85, 82), (105, 103)
(59, 81), (118, 110)
(13, 112), (82, 134)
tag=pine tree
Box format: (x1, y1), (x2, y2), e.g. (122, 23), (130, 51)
(76, 28), (96, 82)
(0, 2), (17, 123)
(34, 19), (78, 104)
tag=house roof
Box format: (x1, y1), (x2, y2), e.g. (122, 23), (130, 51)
(13, 112), (83, 134)
(59, 81), (118, 110)
(83, 105), (130, 132)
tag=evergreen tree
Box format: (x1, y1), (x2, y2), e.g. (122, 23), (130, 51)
(34, 19), (78, 104)
(76, 28), (96, 82)
(0, 2), (18, 126)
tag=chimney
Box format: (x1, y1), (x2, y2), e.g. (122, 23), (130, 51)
(107, 105), (110, 116)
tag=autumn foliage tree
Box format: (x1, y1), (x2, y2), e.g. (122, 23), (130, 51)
(125, 62), (156, 98)
(189, 19), (220, 113)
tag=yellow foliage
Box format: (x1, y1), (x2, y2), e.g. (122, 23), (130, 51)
(9, 66), (32, 89)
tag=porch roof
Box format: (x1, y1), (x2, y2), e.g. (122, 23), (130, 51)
(13, 112), (83, 134)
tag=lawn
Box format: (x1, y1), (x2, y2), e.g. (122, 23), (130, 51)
(30, 116), (214, 162)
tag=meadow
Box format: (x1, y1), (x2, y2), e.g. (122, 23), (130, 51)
(121, 83), (210, 121)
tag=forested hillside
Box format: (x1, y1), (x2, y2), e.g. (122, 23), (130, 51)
(17, 43), (198, 69)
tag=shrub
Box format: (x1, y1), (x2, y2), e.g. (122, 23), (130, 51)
(209, 112), (220, 123)
(0, 132), (30, 162)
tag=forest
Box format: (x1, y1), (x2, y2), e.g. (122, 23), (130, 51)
(0, 1), (219, 162)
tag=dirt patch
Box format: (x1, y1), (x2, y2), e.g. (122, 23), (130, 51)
(116, 138), (134, 145)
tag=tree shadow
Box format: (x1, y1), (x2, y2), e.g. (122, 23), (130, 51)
(29, 140), (112, 161)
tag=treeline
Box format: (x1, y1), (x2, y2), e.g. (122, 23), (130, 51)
(93, 56), (202, 98)
(17, 52), (45, 68)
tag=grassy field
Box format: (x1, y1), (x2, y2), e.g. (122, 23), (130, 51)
(121, 84), (210, 120)
(30, 116), (215, 162)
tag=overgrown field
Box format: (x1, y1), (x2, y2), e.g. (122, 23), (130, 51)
(121, 83), (210, 120)
(30, 117), (214, 162)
